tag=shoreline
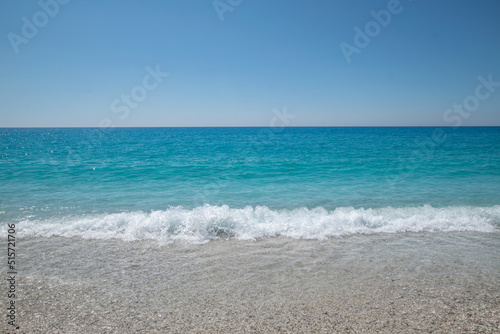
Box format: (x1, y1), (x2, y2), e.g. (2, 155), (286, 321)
(7, 233), (500, 333)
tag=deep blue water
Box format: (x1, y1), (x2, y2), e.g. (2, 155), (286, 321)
(1, 127), (499, 242)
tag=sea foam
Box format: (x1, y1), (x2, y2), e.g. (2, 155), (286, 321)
(8, 205), (499, 244)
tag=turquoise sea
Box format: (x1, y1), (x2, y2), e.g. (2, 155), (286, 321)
(1, 127), (499, 243)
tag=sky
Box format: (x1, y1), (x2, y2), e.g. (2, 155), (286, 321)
(0, 0), (499, 127)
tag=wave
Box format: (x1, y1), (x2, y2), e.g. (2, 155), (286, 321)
(6, 205), (500, 244)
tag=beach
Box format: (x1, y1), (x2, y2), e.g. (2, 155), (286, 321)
(11, 232), (500, 333)
(1, 127), (499, 333)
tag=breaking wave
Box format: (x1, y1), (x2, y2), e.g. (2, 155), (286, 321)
(7, 205), (500, 244)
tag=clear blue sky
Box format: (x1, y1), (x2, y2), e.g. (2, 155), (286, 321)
(1, 0), (499, 127)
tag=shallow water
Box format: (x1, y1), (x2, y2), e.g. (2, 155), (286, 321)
(17, 232), (500, 295)
(9, 232), (500, 332)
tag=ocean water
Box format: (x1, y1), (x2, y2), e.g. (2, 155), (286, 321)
(1, 127), (499, 243)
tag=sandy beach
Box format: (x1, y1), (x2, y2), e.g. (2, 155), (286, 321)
(6, 233), (500, 333)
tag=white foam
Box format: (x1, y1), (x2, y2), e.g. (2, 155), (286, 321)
(7, 205), (500, 244)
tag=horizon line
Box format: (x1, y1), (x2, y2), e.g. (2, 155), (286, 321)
(1, 125), (499, 129)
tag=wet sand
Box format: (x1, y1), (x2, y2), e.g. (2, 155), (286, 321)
(7, 233), (500, 333)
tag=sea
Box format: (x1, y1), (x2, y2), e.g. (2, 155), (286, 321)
(1, 127), (499, 242)
(1, 127), (500, 331)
